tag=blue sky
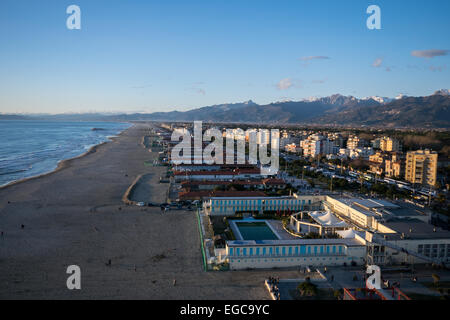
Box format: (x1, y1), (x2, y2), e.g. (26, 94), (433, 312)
(0, 0), (449, 114)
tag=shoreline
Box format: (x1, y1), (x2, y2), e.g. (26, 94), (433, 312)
(0, 124), (134, 191)
(0, 122), (275, 300)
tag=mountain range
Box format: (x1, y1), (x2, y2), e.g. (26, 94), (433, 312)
(1, 90), (449, 128)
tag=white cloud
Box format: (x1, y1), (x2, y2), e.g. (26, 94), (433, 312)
(411, 49), (449, 59)
(429, 65), (446, 72)
(372, 57), (383, 67)
(299, 56), (330, 61)
(277, 78), (293, 90)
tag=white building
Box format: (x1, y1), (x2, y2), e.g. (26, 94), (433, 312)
(301, 134), (334, 157)
(227, 237), (366, 270)
(204, 194), (325, 216)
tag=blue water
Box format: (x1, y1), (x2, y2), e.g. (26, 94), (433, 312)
(235, 221), (279, 240)
(0, 120), (131, 186)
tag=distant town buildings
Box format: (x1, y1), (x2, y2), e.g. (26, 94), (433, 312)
(157, 123), (449, 274)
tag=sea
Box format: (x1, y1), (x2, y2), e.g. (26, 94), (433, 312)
(0, 120), (132, 187)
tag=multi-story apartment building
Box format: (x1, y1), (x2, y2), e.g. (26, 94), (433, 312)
(385, 152), (405, 178)
(301, 134), (334, 157)
(405, 149), (438, 187)
(347, 135), (364, 150)
(380, 136), (402, 152)
(369, 152), (388, 176)
(327, 133), (345, 148)
(284, 143), (299, 153)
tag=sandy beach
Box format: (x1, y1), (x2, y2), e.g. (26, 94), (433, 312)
(0, 123), (304, 300)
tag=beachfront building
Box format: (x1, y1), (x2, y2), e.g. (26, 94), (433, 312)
(324, 197), (430, 230)
(180, 178), (285, 192)
(324, 196), (450, 266)
(208, 194), (450, 270)
(203, 194), (325, 216)
(226, 237), (366, 270)
(173, 168), (264, 182)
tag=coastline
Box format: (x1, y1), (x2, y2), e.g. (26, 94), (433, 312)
(0, 122), (275, 300)
(0, 124), (134, 191)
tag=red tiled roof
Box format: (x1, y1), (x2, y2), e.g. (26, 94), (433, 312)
(178, 190), (266, 200)
(262, 178), (285, 185)
(181, 180), (264, 186)
(174, 169), (261, 176)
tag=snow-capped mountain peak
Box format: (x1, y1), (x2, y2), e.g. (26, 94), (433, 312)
(433, 89), (450, 96)
(362, 96), (393, 104)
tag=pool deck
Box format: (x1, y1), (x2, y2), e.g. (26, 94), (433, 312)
(265, 220), (299, 240)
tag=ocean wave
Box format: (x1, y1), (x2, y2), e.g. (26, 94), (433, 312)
(0, 121), (130, 186)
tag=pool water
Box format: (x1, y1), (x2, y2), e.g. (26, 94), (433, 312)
(235, 222), (279, 240)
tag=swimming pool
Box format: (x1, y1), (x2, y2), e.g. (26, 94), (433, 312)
(235, 221), (279, 240)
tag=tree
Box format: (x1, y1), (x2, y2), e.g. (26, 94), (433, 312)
(333, 289), (343, 300)
(432, 273), (440, 287)
(297, 281), (318, 297)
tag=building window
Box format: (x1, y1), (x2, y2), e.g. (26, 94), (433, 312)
(418, 245), (423, 254)
(229, 248), (234, 256)
(243, 248), (247, 256)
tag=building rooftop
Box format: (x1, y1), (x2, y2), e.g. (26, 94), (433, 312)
(330, 197), (427, 220)
(380, 218), (450, 240)
(308, 211), (349, 228)
(227, 237), (364, 247)
(208, 195), (303, 201)
(174, 169), (261, 176)
(179, 190), (266, 200)
(180, 178), (284, 186)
